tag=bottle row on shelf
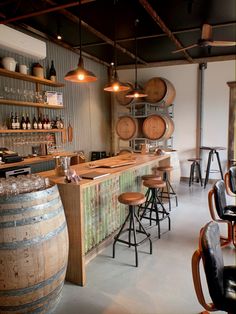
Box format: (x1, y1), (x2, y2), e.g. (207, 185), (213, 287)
(8, 112), (64, 130)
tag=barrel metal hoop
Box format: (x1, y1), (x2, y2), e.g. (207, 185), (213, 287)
(0, 264), (67, 297)
(0, 195), (61, 216)
(0, 221), (67, 250)
(0, 185), (58, 205)
(0, 281), (64, 312)
(0, 204), (64, 228)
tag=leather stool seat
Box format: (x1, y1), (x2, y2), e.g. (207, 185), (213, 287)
(113, 192), (152, 267)
(141, 174), (161, 181)
(143, 179), (166, 189)
(155, 166), (178, 211)
(156, 166), (173, 172)
(118, 192), (146, 206)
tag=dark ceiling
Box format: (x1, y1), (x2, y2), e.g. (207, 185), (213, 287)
(0, 0), (236, 69)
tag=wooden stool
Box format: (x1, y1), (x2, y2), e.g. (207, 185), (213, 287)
(156, 166), (178, 211)
(113, 192), (152, 267)
(140, 180), (170, 238)
(187, 158), (203, 187)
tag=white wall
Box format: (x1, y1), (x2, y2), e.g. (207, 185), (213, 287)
(118, 60), (235, 179)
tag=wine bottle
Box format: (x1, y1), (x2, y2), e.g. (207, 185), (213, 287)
(33, 115), (38, 129)
(26, 114), (31, 130)
(21, 113), (26, 130)
(10, 112), (15, 129)
(38, 115), (42, 130)
(15, 113), (20, 129)
(42, 115), (47, 130)
(49, 60), (56, 82)
(56, 116), (60, 129)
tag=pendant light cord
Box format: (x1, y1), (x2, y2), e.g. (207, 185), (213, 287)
(79, 0), (82, 61)
(114, 0), (117, 75)
(134, 19), (139, 89)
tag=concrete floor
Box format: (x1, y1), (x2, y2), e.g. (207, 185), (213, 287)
(55, 181), (235, 314)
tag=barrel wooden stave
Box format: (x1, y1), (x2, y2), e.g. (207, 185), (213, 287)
(142, 114), (174, 141)
(144, 77), (176, 106)
(0, 185), (69, 314)
(115, 82), (134, 106)
(116, 116), (143, 140)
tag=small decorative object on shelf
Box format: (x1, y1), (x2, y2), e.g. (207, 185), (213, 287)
(32, 63), (44, 78)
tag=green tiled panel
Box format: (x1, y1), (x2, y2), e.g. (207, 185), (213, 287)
(82, 163), (156, 254)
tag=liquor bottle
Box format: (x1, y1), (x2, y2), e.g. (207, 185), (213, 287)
(15, 113), (20, 129)
(38, 115), (43, 130)
(26, 114), (31, 130)
(32, 115), (38, 129)
(49, 60), (56, 82)
(21, 113), (26, 130)
(10, 112), (15, 129)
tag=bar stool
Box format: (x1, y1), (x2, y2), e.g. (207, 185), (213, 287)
(156, 166), (178, 211)
(141, 174), (161, 200)
(113, 192), (152, 267)
(140, 179), (171, 239)
(200, 146), (225, 188)
(187, 158), (203, 187)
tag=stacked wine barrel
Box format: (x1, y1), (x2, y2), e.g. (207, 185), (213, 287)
(116, 77), (176, 143)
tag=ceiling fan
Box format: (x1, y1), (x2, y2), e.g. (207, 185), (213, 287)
(172, 23), (236, 53)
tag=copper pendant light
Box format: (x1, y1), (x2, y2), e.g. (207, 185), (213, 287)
(104, 1), (129, 92)
(64, 0), (97, 83)
(126, 19), (147, 98)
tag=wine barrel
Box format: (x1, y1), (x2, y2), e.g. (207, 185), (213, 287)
(116, 116), (142, 140)
(115, 82), (134, 106)
(142, 114), (174, 141)
(144, 77), (176, 106)
(0, 184), (69, 314)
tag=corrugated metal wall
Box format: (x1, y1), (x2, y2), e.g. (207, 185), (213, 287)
(0, 29), (111, 167)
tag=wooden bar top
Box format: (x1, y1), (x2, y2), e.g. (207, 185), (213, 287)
(40, 153), (170, 186)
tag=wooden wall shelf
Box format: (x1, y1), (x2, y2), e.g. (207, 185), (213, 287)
(0, 98), (64, 109)
(0, 128), (65, 134)
(0, 68), (64, 87)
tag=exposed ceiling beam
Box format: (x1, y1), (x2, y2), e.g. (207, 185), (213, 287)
(0, 1), (83, 24)
(118, 54), (236, 70)
(139, 0), (193, 63)
(40, 0), (147, 65)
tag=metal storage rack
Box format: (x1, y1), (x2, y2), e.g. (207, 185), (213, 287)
(118, 101), (174, 153)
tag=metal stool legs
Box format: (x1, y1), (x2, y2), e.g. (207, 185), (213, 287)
(140, 187), (171, 238)
(113, 204), (152, 267)
(204, 149), (224, 188)
(161, 171), (178, 211)
(189, 161), (203, 187)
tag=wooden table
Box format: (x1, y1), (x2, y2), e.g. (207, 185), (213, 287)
(39, 153), (170, 286)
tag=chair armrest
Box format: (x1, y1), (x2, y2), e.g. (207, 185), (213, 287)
(224, 172), (236, 197)
(191, 249), (217, 312)
(208, 189), (232, 247)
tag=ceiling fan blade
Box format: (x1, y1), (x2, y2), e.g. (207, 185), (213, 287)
(201, 23), (212, 40)
(208, 40), (236, 47)
(172, 43), (198, 53)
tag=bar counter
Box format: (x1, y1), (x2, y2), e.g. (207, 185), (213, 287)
(40, 153), (170, 286)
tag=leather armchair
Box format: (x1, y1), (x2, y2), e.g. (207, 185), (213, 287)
(208, 180), (236, 247)
(225, 166), (236, 196)
(192, 221), (236, 314)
